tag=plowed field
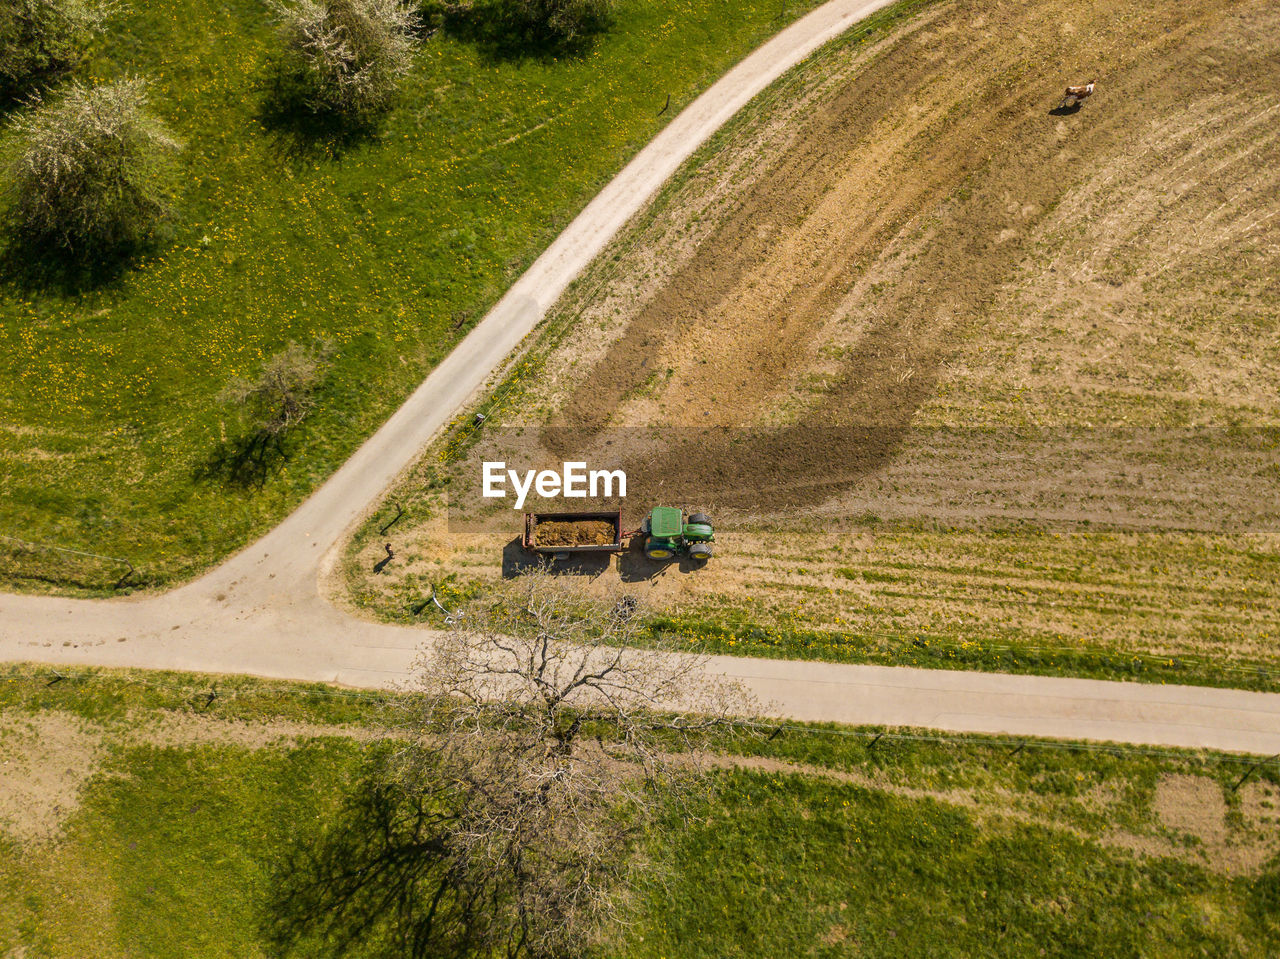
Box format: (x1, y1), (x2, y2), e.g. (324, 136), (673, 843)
(346, 0), (1280, 679)
(538, 0), (1280, 510)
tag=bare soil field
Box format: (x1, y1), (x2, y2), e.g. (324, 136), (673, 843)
(343, 0), (1280, 677)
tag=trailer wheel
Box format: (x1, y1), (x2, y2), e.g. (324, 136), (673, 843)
(688, 513), (711, 526)
(689, 543), (713, 561)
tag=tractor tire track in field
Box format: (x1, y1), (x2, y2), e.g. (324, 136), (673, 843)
(544, 0), (1280, 512)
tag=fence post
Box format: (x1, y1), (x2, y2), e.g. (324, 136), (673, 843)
(379, 502), (405, 535)
(1, 532), (137, 591)
(113, 561), (136, 590)
(1232, 753), (1279, 793)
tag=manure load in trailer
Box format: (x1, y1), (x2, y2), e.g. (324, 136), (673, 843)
(523, 510), (624, 555)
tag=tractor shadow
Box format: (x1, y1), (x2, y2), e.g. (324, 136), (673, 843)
(500, 537), (612, 580)
(499, 538), (708, 581)
(617, 544), (706, 583)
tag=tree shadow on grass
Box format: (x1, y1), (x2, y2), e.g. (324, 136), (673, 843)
(194, 429), (290, 490)
(0, 89), (27, 123)
(432, 0), (609, 64)
(0, 70), (69, 120)
(262, 759), (481, 959)
(255, 62), (386, 163)
(0, 233), (149, 297)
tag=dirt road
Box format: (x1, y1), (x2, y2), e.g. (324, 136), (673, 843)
(2, 0), (1279, 756)
(4, 591), (1280, 755)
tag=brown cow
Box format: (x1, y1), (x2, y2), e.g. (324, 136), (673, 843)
(1059, 79), (1096, 109)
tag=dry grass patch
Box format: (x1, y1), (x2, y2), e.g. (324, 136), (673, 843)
(0, 708), (376, 846)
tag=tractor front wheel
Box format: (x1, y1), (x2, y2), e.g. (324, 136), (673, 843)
(689, 543), (713, 561)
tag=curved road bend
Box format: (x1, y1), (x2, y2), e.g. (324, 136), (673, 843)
(2, 0), (1279, 756)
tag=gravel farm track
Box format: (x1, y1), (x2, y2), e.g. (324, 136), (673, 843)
(3, 0), (1280, 755)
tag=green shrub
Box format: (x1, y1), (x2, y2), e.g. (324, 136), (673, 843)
(4, 78), (179, 252)
(271, 0), (419, 124)
(0, 0), (109, 96)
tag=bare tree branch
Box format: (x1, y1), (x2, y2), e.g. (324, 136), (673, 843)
(270, 568), (752, 958)
(219, 339), (333, 438)
(385, 567), (753, 957)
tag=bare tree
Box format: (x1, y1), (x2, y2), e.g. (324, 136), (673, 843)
(0, 0), (111, 96)
(266, 568), (750, 959)
(271, 0), (418, 124)
(220, 340), (333, 439)
(206, 340), (333, 486)
(4, 78), (178, 252)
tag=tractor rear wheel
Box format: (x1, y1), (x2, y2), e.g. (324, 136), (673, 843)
(689, 543), (713, 561)
(646, 546), (674, 559)
(688, 512), (711, 526)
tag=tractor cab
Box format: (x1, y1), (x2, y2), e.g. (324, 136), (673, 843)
(641, 507), (714, 562)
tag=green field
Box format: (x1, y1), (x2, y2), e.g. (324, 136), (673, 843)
(0, 0), (828, 593)
(2, 666), (1278, 956)
(625, 774), (1277, 958)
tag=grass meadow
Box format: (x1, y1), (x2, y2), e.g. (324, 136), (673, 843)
(1, 666), (1278, 957)
(0, 0), (825, 593)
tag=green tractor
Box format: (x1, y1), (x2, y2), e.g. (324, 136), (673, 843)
(640, 507), (714, 562)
